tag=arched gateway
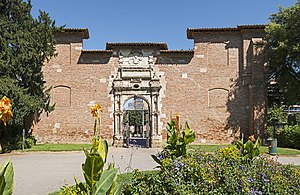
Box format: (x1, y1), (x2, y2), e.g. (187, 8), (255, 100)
(111, 47), (163, 147)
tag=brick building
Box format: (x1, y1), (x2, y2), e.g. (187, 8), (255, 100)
(32, 25), (267, 147)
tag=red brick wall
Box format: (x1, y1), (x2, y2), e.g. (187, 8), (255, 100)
(33, 29), (266, 145)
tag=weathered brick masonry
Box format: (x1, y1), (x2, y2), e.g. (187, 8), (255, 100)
(32, 25), (266, 147)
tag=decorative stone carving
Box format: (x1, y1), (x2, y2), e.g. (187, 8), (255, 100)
(148, 55), (154, 65)
(118, 55), (123, 64)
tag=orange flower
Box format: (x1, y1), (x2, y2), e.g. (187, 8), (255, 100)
(0, 96), (13, 126)
(249, 135), (255, 142)
(174, 113), (180, 131)
(90, 103), (103, 118)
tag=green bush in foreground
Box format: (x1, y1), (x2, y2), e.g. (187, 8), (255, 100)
(123, 147), (300, 195)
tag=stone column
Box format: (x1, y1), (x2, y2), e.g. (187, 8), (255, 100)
(150, 93), (162, 147)
(113, 94), (123, 147)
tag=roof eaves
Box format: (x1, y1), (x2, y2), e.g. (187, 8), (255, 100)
(160, 50), (194, 53)
(187, 24), (266, 39)
(57, 28), (90, 39)
(81, 49), (113, 53)
(237, 24), (266, 29)
(106, 42), (168, 50)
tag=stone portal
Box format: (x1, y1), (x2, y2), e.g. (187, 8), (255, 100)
(111, 48), (163, 147)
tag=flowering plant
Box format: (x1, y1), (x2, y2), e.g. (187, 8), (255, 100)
(236, 134), (261, 164)
(90, 103), (103, 135)
(152, 114), (195, 168)
(0, 96), (13, 126)
(61, 102), (120, 195)
(123, 147), (300, 194)
(164, 114), (195, 158)
(0, 96), (14, 194)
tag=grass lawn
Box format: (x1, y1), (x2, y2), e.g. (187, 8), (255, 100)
(260, 146), (300, 156)
(23, 143), (91, 152)
(20, 143), (300, 156)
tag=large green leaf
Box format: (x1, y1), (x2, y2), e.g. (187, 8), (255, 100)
(235, 140), (243, 149)
(183, 129), (195, 145)
(106, 164), (121, 195)
(94, 167), (118, 194)
(91, 137), (108, 163)
(82, 153), (104, 192)
(151, 155), (162, 166)
(98, 139), (108, 163)
(0, 159), (14, 195)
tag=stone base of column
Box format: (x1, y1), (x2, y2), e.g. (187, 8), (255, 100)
(113, 135), (124, 147)
(151, 135), (162, 148)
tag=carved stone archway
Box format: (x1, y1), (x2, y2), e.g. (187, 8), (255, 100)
(112, 49), (162, 147)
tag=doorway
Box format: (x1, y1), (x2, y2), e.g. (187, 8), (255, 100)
(123, 97), (150, 147)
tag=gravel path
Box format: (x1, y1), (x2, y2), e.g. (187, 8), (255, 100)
(0, 147), (159, 195)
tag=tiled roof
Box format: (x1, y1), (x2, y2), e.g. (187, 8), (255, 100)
(82, 50), (112, 53)
(106, 42), (168, 50)
(160, 50), (194, 53)
(56, 28), (89, 39)
(237, 24), (266, 29)
(187, 24), (266, 39)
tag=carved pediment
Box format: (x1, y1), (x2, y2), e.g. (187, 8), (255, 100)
(118, 49), (154, 68)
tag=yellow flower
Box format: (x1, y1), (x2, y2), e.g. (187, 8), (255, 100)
(0, 96), (13, 126)
(90, 103), (103, 118)
(249, 135), (255, 142)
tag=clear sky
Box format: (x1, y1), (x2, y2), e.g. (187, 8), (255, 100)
(31, 0), (297, 50)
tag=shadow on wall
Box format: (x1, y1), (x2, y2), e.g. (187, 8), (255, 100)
(155, 52), (193, 64)
(78, 52), (111, 64)
(225, 40), (266, 142)
(225, 76), (249, 141)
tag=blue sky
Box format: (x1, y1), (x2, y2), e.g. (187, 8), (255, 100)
(31, 0), (296, 50)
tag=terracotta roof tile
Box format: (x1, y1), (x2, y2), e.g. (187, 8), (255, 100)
(237, 24), (266, 29)
(160, 50), (194, 53)
(56, 28), (89, 39)
(82, 50), (112, 53)
(187, 24), (266, 39)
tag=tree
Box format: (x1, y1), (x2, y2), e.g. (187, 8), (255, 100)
(0, 0), (56, 145)
(265, 0), (300, 105)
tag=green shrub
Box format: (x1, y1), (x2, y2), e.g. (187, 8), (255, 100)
(1, 135), (36, 152)
(123, 147), (300, 194)
(278, 125), (300, 149)
(215, 145), (240, 160)
(267, 104), (287, 126)
(24, 136), (36, 148)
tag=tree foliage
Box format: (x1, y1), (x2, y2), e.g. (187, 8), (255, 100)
(265, 0), (300, 105)
(0, 0), (56, 132)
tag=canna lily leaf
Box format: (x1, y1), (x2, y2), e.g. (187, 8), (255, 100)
(82, 153), (104, 192)
(94, 167), (118, 194)
(0, 158), (14, 195)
